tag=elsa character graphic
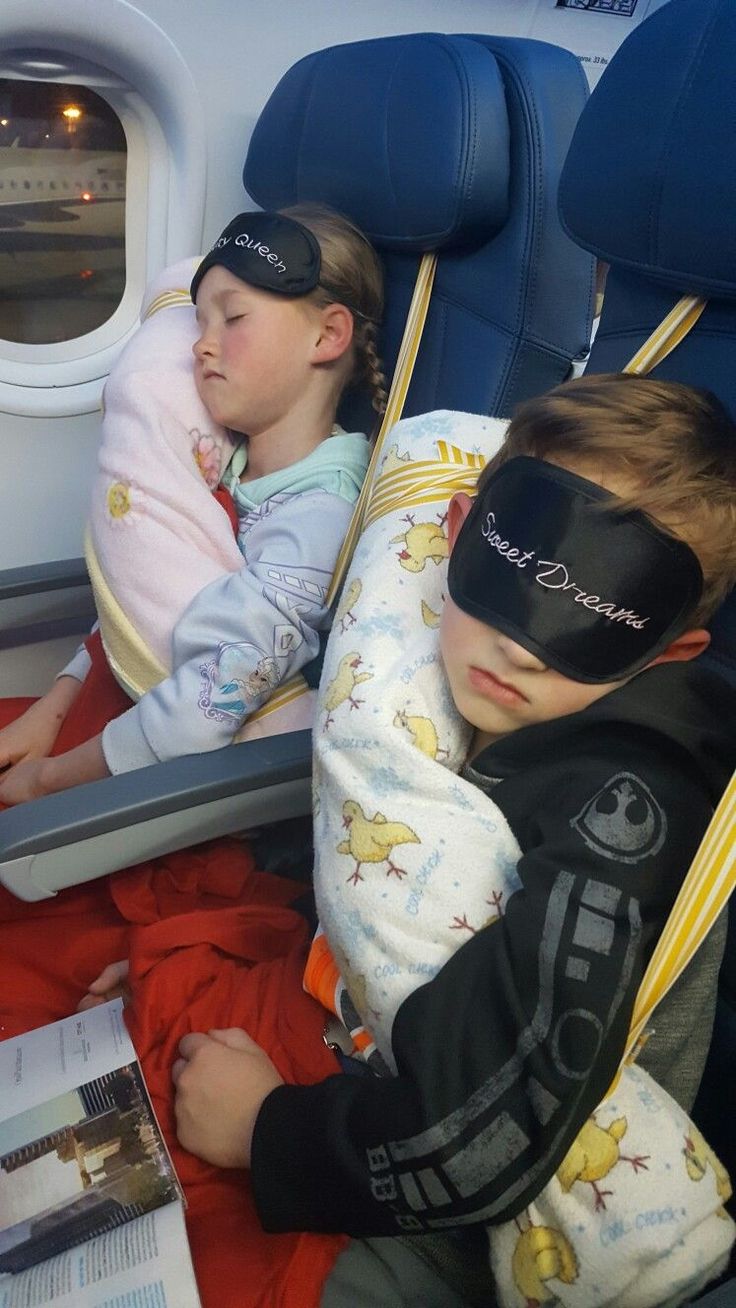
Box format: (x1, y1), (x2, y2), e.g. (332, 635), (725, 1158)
(198, 641), (281, 723)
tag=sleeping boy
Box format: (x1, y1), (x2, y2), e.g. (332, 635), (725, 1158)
(168, 373), (736, 1306)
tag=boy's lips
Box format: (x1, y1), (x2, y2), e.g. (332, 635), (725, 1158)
(468, 666), (528, 705)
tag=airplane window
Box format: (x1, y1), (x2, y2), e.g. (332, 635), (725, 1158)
(0, 78), (126, 345)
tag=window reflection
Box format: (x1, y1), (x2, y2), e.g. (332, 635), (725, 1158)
(0, 79), (126, 344)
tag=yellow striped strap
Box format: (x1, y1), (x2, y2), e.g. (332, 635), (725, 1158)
(624, 769), (736, 1063)
(435, 440), (487, 467)
(326, 251), (438, 605)
(623, 294), (707, 375)
(364, 456), (485, 531)
(143, 289), (193, 319)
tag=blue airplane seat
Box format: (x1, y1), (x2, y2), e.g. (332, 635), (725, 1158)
(558, 0), (736, 687)
(244, 31), (595, 435)
(557, 0), (736, 1268)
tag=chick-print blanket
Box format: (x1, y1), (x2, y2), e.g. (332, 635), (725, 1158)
(85, 258), (313, 740)
(306, 409), (734, 1308)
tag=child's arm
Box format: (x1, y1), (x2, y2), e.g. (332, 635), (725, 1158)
(0, 733), (109, 805)
(98, 491), (352, 774)
(173, 720), (721, 1236)
(0, 630), (96, 802)
(0, 674), (83, 773)
(0, 624), (93, 779)
(0, 635), (103, 804)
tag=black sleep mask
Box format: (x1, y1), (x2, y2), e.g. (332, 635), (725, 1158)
(191, 211), (321, 301)
(447, 457), (703, 683)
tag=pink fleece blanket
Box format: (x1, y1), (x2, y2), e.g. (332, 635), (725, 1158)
(88, 258), (244, 673)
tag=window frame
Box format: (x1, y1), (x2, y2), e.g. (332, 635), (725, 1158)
(0, 0), (206, 417)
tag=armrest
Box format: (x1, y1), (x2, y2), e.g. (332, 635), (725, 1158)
(0, 730), (312, 902)
(0, 558), (88, 601)
(0, 557), (93, 655)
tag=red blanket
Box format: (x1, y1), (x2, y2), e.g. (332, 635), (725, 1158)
(0, 644), (347, 1306)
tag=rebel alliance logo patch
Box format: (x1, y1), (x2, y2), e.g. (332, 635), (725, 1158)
(571, 772), (667, 864)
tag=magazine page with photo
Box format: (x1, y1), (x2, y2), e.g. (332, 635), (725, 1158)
(0, 1001), (201, 1308)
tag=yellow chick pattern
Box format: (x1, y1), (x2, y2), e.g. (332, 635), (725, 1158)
(511, 1222), (578, 1307)
(322, 651), (373, 729)
(337, 799), (421, 885)
(684, 1124), (733, 1203)
(556, 1114), (649, 1211)
(381, 444), (412, 474)
(421, 599), (442, 628)
(335, 577), (363, 632)
(393, 708), (444, 760)
(390, 516), (449, 572)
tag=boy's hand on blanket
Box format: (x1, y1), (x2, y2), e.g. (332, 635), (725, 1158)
(77, 960), (131, 1011)
(172, 1027), (284, 1169)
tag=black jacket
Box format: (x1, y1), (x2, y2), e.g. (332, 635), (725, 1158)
(251, 662), (736, 1237)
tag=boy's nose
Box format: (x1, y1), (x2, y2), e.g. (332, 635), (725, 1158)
(496, 633), (547, 673)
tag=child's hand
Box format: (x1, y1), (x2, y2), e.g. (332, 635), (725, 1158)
(0, 735), (110, 805)
(0, 758), (53, 806)
(0, 680), (78, 772)
(172, 1028), (284, 1169)
(77, 960), (130, 1012)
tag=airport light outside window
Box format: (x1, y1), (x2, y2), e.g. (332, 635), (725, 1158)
(0, 79), (126, 345)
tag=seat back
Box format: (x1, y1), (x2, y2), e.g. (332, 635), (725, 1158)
(244, 31), (595, 432)
(558, 0), (736, 685)
(558, 0), (736, 1215)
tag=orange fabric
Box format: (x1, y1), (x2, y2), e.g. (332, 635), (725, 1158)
(304, 928), (376, 1062)
(303, 925), (344, 1004)
(0, 666), (347, 1305)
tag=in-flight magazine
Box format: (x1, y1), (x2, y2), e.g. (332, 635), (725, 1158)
(0, 999), (201, 1308)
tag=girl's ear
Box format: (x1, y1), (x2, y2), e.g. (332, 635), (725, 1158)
(447, 492), (474, 551)
(648, 628), (711, 667)
(313, 303), (355, 364)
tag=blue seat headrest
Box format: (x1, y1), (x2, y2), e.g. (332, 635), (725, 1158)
(559, 0), (736, 299)
(244, 33), (510, 251)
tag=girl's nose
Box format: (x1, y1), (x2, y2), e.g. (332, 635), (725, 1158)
(496, 633), (548, 673)
(192, 329), (214, 361)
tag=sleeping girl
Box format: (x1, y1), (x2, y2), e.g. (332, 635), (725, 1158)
(0, 204), (385, 805)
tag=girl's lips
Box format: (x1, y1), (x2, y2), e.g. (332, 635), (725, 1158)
(468, 666), (528, 705)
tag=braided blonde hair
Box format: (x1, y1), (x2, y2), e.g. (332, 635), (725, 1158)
(280, 203), (387, 415)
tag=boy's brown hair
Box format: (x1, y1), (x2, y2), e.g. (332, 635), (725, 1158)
(479, 373), (736, 627)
